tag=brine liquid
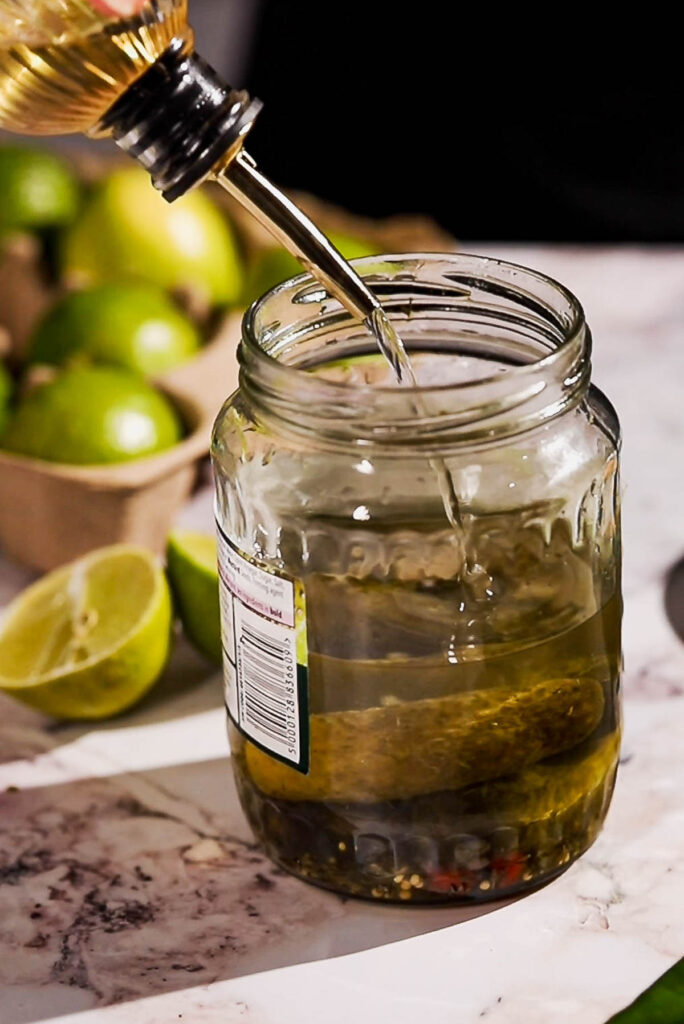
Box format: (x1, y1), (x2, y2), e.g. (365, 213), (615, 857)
(0, 0), (189, 134)
(230, 509), (621, 902)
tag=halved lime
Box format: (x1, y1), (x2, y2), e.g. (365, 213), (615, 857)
(166, 530), (221, 665)
(0, 545), (173, 719)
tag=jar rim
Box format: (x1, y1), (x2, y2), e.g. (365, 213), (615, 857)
(243, 252), (585, 390)
(238, 252), (591, 448)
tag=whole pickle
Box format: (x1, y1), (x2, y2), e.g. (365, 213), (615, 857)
(245, 676), (605, 803)
(458, 733), (620, 826)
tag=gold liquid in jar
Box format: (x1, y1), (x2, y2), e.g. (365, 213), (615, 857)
(213, 273), (623, 904)
(230, 490), (620, 902)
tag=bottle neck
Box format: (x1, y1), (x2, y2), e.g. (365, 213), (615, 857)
(97, 37), (262, 201)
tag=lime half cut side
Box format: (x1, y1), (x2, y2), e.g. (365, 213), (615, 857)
(0, 545), (173, 719)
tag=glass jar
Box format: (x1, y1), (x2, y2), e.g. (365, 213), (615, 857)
(212, 253), (622, 904)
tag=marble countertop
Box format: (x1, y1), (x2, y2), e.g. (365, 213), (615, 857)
(1, 246), (683, 1024)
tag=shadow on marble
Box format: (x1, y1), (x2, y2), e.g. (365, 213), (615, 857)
(0, 752), (515, 1023)
(0, 562), (518, 1022)
(664, 554), (684, 645)
(0, 634), (223, 766)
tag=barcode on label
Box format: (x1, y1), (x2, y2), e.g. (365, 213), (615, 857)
(216, 524), (309, 773)
(236, 603), (300, 763)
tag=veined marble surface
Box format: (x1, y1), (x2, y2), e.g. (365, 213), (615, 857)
(1, 246), (683, 1024)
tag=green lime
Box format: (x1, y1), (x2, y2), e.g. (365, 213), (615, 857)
(242, 231), (378, 305)
(166, 530), (221, 665)
(28, 283), (201, 376)
(61, 167), (243, 307)
(1, 365), (183, 465)
(0, 362), (12, 436)
(0, 544), (173, 719)
(328, 231), (380, 261)
(0, 146), (79, 233)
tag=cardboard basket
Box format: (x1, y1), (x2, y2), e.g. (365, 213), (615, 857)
(0, 313), (242, 571)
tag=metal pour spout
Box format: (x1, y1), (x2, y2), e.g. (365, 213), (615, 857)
(100, 39), (389, 344)
(217, 150), (384, 327)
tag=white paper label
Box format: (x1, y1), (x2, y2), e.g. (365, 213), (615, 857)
(216, 525), (309, 773)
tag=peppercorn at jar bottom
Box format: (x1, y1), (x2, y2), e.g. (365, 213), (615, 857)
(228, 519), (621, 903)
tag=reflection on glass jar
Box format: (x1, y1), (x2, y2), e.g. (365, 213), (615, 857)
(212, 254), (622, 903)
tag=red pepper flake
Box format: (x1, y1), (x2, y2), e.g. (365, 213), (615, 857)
(491, 852), (528, 887)
(427, 869), (476, 895)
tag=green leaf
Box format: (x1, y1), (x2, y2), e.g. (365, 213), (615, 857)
(605, 959), (684, 1023)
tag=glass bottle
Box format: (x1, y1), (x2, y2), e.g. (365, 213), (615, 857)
(212, 253), (622, 903)
(0, 0), (388, 333)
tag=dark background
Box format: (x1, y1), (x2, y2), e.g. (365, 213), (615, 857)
(30, 3), (676, 244)
(227, 5), (680, 243)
